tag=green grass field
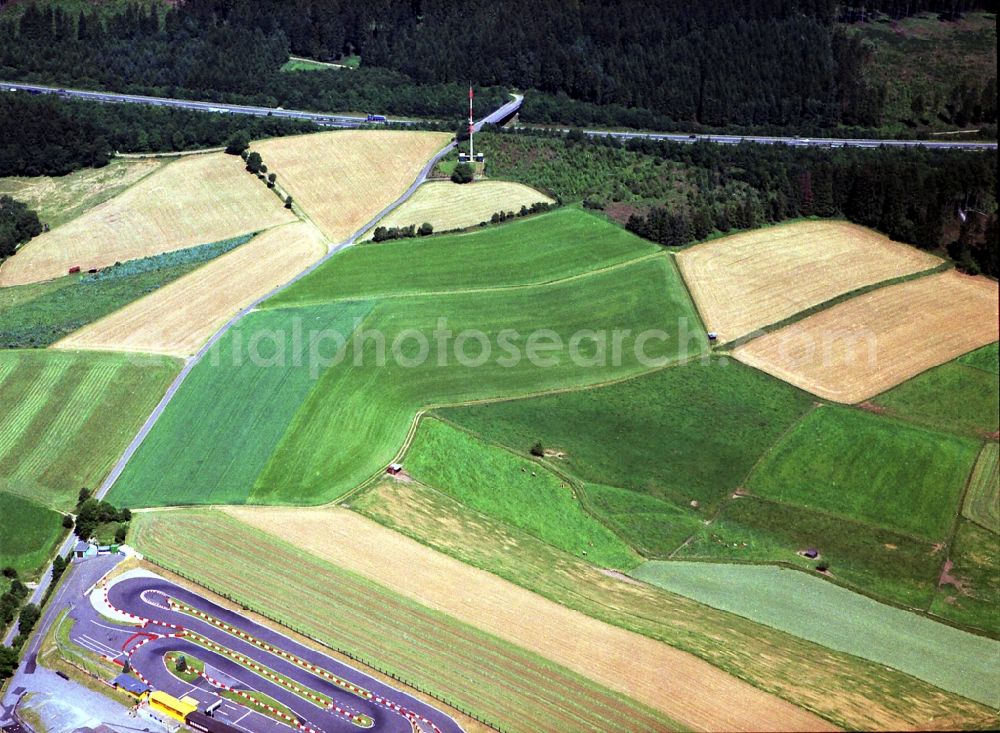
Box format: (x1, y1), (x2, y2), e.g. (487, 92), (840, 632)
(747, 406), (978, 542)
(631, 561), (999, 707)
(872, 357), (999, 438)
(958, 342), (999, 374)
(0, 350), (179, 511)
(0, 234), (254, 348)
(438, 359), (813, 511)
(266, 208), (658, 305)
(677, 495), (941, 610)
(110, 302), (373, 507)
(963, 442), (999, 533)
(253, 256), (701, 504)
(0, 491), (63, 577)
(405, 418), (637, 568)
(930, 519), (1000, 635)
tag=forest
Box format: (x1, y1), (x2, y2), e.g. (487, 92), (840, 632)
(0, 0), (994, 134)
(0, 195), (42, 258)
(477, 127), (998, 276)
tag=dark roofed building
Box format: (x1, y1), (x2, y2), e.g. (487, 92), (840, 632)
(111, 673), (149, 699)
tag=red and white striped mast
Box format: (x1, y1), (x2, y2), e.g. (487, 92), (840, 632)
(468, 84), (475, 161)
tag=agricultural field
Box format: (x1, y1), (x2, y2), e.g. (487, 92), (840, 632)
(371, 180), (554, 234)
(438, 358), (814, 514)
(352, 480), (999, 731)
(0, 234), (253, 349)
(223, 504), (829, 733)
(251, 130), (450, 242)
(109, 302), (373, 508)
(129, 509), (683, 733)
(930, 519), (1000, 635)
(0, 158), (164, 229)
(674, 220), (942, 343)
(959, 341), (999, 374)
(0, 153), (295, 287)
(733, 270), (1000, 402)
(963, 442), (999, 532)
(0, 491), (62, 577)
(54, 222), (327, 356)
(271, 207), (658, 305)
(631, 561), (1000, 707)
(746, 405), (977, 542)
(405, 418), (637, 568)
(0, 349), (178, 511)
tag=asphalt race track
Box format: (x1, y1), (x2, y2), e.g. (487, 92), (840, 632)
(73, 574), (465, 733)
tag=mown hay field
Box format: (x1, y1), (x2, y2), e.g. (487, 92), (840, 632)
(54, 222), (327, 357)
(223, 504), (831, 733)
(631, 561), (1000, 708)
(270, 207), (657, 305)
(353, 480), (999, 731)
(0, 490), (62, 577)
(252, 130), (450, 242)
(371, 180), (554, 234)
(109, 302), (373, 508)
(130, 509), (681, 733)
(0, 153), (295, 287)
(963, 442), (999, 533)
(0, 158), (165, 230)
(929, 519), (1000, 634)
(733, 270), (1000, 403)
(0, 350), (178, 511)
(747, 405), (977, 542)
(675, 221), (941, 342)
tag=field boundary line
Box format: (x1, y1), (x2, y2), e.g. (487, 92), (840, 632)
(717, 261), (952, 352)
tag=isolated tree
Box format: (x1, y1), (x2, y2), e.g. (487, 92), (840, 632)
(451, 162), (474, 184)
(52, 555), (66, 576)
(284, 195), (293, 209)
(17, 604), (39, 633)
(268, 172), (277, 184)
(418, 222), (433, 236)
(114, 525), (128, 544)
(175, 655), (187, 673)
(530, 441), (545, 457)
(62, 514), (74, 529)
(224, 130), (250, 155)
(260, 163), (268, 174)
(1, 567), (15, 579)
(77, 488), (91, 506)
(245, 151), (262, 174)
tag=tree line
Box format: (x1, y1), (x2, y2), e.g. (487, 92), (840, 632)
(0, 195), (42, 259)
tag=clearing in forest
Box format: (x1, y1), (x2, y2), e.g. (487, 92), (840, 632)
(251, 130), (451, 242)
(371, 180), (554, 235)
(733, 270), (1000, 402)
(0, 153), (295, 287)
(675, 220), (941, 342)
(54, 222), (326, 357)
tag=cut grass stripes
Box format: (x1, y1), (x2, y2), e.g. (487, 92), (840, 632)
(963, 443), (999, 533)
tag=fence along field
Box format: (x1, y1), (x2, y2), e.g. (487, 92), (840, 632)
(733, 270), (1000, 403)
(0, 153), (296, 287)
(631, 561), (1000, 708)
(675, 220), (941, 343)
(268, 207), (658, 305)
(370, 180), (555, 235)
(0, 350), (178, 511)
(54, 222), (327, 357)
(251, 130), (451, 242)
(129, 509), (682, 733)
(352, 480), (999, 731)
(223, 504), (834, 733)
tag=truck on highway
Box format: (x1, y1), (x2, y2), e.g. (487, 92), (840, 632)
(366, 113), (387, 123)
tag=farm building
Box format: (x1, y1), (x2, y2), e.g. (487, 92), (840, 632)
(387, 463), (403, 475)
(73, 541), (97, 560)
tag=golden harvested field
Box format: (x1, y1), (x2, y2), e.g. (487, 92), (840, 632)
(53, 222), (326, 357)
(0, 158), (165, 230)
(675, 221), (941, 342)
(370, 180), (554, 235)
(0, 153), (296, 287)
(252, 130), (451, 242)
(734, 270), (1000, 403)
(225, 505), (835, 733)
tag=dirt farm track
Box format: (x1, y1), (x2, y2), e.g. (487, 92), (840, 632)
(734, 270), (1000, 403)
(223, 505), (837, 733)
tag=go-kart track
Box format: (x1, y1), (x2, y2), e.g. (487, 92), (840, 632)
(75, 572), (464, 733)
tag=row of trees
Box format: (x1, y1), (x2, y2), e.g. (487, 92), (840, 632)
(0, 195), (42, 259)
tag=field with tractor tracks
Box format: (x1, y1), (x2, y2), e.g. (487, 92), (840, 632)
(675, 220), (941, 343)
(733, 270), (999, 402)
(251, 130), (451, 242)
(371, 180), (554, 234)
(129, 509), (683, 733)
(0, 349), (178, 511)
(54, 222), (327, 357)
(0, 153), (295, 287)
